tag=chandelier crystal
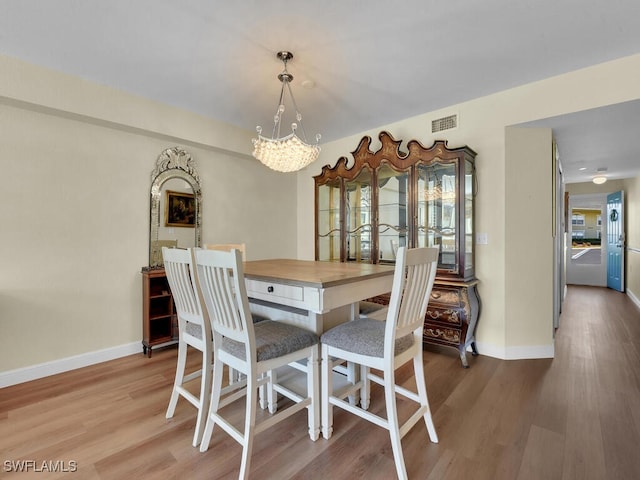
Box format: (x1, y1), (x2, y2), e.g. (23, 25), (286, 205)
(252, 51), (321, 173)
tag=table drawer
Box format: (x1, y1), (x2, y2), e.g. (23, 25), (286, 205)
(245, 279), (304, 302)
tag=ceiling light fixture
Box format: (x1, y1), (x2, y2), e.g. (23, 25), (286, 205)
(592, 175), (607, 184)
(252, 51), (321, 173)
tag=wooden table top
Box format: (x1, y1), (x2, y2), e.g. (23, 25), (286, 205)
(243, 259), (395, 288)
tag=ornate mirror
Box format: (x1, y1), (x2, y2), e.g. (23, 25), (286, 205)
(148, 147), (202, 267)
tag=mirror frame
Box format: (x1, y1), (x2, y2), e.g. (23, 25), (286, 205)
(148, 147), (202, 268)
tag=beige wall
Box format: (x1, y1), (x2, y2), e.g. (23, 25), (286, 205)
(298, 53), (640, 358)
(3, 50), (640, 381)
(505, 127), (555, 350)
(0, 55), (297, 374)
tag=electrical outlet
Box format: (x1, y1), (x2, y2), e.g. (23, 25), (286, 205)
(476, 233), (488, 245)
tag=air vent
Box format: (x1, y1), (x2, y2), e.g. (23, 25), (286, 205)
(431, 114), (458, 133)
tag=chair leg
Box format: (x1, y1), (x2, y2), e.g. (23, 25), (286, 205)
(321, 344), (333, 439)
(258, 373), (267, 410)
(307, 347), (320, 441)
(346, 361), (360, 406)
(360, 364), (370, 410)
(267, 369), (278, 414)
(199, 357), (224, 453)
(192, 346), (213, 447)
(413, 353), (438, 443)
(384, 366), (408, 480)
(166, 339), (187, 419)
(239, 370), (258, 480)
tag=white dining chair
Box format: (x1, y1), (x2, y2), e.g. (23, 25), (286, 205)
(320, 246), (440, 480)
(204, 242), (269, 388)
(162, 247), (212, 448)
(194, 248), (320, 480)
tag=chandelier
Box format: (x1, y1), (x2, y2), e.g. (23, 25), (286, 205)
(252, 51), (321, 172)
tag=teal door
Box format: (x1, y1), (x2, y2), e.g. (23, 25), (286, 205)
(606, 191), (624, 292)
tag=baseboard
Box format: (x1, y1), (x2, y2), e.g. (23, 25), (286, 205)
(628, 289), (640, 310)
(0, 342), (141, 388)
(474, 341), (555, 361)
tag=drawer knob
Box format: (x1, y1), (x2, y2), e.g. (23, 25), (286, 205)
(267, 286), (274, 293)
(431, 292), (441, 299)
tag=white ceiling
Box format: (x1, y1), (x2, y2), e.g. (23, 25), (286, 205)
(2, 0), (640, 183)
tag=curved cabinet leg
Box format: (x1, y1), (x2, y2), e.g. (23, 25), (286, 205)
(459, 349), (469, 368)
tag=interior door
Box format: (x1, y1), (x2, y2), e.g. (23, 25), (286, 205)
(606, 190), (625, 292)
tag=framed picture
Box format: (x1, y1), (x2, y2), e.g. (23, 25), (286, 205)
(165, 190), (196, 227)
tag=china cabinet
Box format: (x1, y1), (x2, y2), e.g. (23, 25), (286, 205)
(314, 131), (480, 366)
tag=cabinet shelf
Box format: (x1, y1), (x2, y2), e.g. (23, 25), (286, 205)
(142, 268), (178, 357)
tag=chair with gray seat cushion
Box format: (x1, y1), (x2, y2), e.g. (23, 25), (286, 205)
(204, 243), (268, 387)
(194, 248), (320, 480)
(162, 247), (212, 448)
(321, 246), (440, 480)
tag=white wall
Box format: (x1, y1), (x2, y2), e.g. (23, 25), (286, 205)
(0, 55), (297, 380)
(297, 53), (640, 359)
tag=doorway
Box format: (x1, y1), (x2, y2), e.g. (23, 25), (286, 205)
(566, 193), (607, 286)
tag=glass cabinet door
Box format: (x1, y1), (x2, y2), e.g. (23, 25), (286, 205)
(416, 160), (459, 274)
(377, 162), (409, 263)
(314, 133), (476, 279)
(345, 167), (373, 263)
(464, 158), (475, 277)
(316, 178), (341, 262)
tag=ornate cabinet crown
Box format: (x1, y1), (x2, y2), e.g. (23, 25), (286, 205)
(314, 131), (477, 281)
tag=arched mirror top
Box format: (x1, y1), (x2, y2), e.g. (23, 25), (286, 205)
(148, 147), (202, 268)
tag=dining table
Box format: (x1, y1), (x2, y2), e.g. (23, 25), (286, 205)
(242, 258), (396, 411)
(243, 258), (395, 335)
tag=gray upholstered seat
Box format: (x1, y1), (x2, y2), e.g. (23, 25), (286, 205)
(185, 321), (202, 339)
(321, 318), (412, 358)
(223, 321), (319, 362)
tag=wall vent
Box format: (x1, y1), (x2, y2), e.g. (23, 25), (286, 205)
(431, 114), (458, 133)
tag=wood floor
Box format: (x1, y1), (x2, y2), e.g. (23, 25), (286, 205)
(1, 285), (639, 479)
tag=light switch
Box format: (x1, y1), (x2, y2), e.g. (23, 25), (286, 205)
(476, 233), (488, 245)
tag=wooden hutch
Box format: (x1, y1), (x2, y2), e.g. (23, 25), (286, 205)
(314, 131), (480, 367)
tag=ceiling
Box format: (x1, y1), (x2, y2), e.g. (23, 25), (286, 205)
(2, 0), (640, 183)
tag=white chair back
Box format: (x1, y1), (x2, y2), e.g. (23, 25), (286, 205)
(194, 248), (254, 353)
(384, 246), (439, 354)
(162, 247), (207, 330)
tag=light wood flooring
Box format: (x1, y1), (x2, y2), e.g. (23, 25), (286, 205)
(1, 285), (639, 479)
